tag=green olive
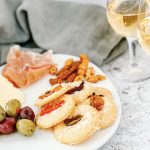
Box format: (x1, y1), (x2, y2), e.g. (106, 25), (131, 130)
(0, 105), (6, 122)
(5, 99), (21, 117)
(16, 119), (35, 136)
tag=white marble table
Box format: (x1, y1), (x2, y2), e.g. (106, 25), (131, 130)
(100, 44), (150, 150)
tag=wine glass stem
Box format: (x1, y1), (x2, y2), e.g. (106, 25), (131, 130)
(127, 37), (137, 67)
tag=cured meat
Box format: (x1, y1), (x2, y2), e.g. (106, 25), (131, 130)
(2, 45), (55, 88)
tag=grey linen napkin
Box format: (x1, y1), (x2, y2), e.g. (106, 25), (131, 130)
(0, 0), (127, 66)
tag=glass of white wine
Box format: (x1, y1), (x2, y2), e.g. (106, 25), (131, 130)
(107, 0), (150, 82)
(137, 0), (150, 55)
(137, 0), (150, 102)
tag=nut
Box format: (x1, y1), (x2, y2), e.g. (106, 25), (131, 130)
(65, 58), (73, 66)
(49, 66), (58, 75)
(74, 75), (84, 81)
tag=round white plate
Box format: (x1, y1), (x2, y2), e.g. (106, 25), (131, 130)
(0, 54), (121, 150)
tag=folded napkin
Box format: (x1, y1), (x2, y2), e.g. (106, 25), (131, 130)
(0, 0), (127, 66)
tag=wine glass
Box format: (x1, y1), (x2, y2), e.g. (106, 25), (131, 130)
(137, 0), (150, 102)
(107, 0), (150, 82)
(137, 0), (150, 55)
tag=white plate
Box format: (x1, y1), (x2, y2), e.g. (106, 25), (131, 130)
(0, 54), (121, 150)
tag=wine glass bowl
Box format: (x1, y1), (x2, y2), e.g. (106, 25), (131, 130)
(107, 0), (139, 38)
(136, 0), (150, 102)
(106, 0), (150, 82)
(137, 0), (150, 55)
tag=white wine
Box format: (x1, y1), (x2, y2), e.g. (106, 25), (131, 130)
(137, 17), (150, 55)
(107, 1), (138, 37)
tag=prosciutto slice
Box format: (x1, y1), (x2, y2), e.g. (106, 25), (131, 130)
(2, 45), (55, 88)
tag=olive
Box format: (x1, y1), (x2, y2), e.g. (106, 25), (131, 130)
(20, 106), (35, 121)
(5, 99), (21, 117)
(0, 106), (6, 122)
(0, 117), (16, 134)
(16, 119), (35, 136)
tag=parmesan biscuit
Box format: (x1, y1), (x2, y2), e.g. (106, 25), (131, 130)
(36, 95), (75, 129)
(81, 87), (117, 129)
(69, 82), (94, 104)
(35, 81), (83, 107)
(54, 105), (100, 144)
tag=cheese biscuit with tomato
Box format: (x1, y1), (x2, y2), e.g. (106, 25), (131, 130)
(81, 87), (117, 129)
(36, 95), (75, 129)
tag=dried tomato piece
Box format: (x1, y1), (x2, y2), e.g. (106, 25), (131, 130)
(40, 100), (65, 116)
(66, 82), (84, 94)
(90, 95), (104, 111)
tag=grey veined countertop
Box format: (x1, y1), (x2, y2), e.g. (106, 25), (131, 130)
(100, 44), (150, 150)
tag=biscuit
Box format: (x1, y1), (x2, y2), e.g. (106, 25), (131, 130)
(69, 82), (94, 104)
(54, 105), (100, 144)
(35, 81), (83, 107)
(81, 87), (117, 129)
(36, 95), (75, 129)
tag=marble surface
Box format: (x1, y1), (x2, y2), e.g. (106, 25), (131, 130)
(100, 44), (150, 150)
